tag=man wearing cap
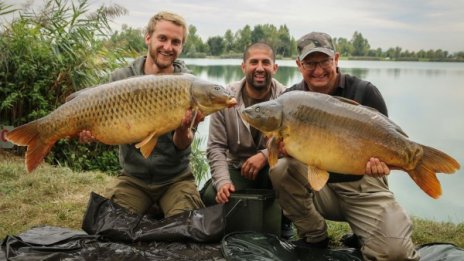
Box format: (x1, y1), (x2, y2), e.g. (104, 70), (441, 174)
(269, 32), (419, 260)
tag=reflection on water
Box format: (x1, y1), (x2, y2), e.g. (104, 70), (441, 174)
(185, 59), (464, 223)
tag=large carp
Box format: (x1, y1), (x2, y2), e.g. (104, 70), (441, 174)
(240, 91), (460, 199)
(7, 73), (237, 173)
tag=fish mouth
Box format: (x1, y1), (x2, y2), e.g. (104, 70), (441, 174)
(226, 97), (238, 108)
(240, 112), (248, 121)
(240, 109), (252, 122)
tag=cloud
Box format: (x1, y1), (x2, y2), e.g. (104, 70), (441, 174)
(3, 0), (464, 52)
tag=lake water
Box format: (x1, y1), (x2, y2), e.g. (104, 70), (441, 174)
(183, 58), (464, 224)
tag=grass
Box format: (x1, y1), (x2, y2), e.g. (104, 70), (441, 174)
(1, 149), (463, 248)
(0, 150), (114, 237)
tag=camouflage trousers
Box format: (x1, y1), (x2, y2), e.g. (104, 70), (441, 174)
(104, 169), (204, 218)
(270, 157), (420, 261)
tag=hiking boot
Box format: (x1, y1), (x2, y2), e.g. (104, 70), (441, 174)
(340, 233), (361, 249)
(280, 223), (295, 240)
(291, 237), (329, 249)
(280, 214), (295, 240)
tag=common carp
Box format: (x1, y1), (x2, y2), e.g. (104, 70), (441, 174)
(240, 91), (460, 199)
(6, 73), (237, 173)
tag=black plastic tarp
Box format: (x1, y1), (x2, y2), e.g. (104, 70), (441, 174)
(2, 192), (463, 260)
(222, 232), (363, 261)
(1, 191), (226, 261)
(3, 228), (463, 261)
(82, 192), (225, 243)
(1, 226), (223, 260)
(221, 232), (464, 261)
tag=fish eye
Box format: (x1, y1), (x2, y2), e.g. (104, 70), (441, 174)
(255, 106), (260, 112)
(214, 86), (220, 91)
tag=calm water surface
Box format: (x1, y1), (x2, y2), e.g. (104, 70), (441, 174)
(184, 58), (464, 223)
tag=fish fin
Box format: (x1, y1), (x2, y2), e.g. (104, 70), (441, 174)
(6, 120), (55, 173)
(187, 108), (199, 140)
(420, 145), (460, 174)
(135, 132), (158, 158)
(139, 137), (158, 158)
(407, 166), (441, 199)
(333, 96), (360, 105)
(307, 166), (329, 191)
(65, 87), (92, 102)
(394, 126), (408, 138)
(267, 136), (280, 168)
(407, 145), (460, 199)
(189, 108), (198, 130)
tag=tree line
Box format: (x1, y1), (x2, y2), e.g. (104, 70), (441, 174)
(109, 24), (464, 62)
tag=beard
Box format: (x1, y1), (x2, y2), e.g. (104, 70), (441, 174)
(148, 45), (175, 70)
(245, 71), (272, 91)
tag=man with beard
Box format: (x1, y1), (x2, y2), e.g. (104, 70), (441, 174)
(77, 11), (205, 218)
(203, 43), (292, 238)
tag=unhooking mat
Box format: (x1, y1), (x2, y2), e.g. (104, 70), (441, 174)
(1, 192), (463, 260)
(3, 228), (464, 260)
(222, 232), (464, 260)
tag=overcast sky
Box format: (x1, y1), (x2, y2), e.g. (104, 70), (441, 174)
(4, 0), (464, 53)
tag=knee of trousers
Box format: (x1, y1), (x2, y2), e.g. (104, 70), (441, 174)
(361, 237), (419, 261)
(361, 203), (419, 260)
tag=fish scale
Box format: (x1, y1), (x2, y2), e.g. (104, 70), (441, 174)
(241, 90), (460, 199)
(6, 73), (237, 173)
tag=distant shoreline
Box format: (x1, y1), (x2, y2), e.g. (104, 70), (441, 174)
(180, 55), (464, 63)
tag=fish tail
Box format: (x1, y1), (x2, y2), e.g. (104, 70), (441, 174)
(420, 145), (460, 174)
(407, 145), (460, 199)
(6, 121), (56, 173)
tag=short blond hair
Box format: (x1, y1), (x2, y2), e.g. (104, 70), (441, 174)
(146, 11), (189, 44)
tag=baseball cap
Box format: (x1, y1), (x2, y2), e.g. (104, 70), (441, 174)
(297, 32), (336, 60)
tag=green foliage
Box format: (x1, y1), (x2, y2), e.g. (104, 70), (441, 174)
(177, 21), (463, 60)
(334, 37), (353, 57)
(207, 36), (225, 56)
(190, 136), (210, 185)
(182, 25), (209, 58)
(234, 25), (252, 53)
(0, 2), (17, 16)
(276, 25), (293, 57)
(0, 0), (128, 172)
(49, 139), (120, 174)
(223, 29), (234, 54)
(351, 31), (370, 56)
(107, 24), (145, 55)
(1, 0), (129, 123)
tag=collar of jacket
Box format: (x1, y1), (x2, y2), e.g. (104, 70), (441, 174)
(227, 77), (285, 108)
(227, 78), (285, 132)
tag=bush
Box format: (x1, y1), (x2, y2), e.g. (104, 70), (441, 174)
(0, 0), (128, 172)
(189, 137), (210, 185)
